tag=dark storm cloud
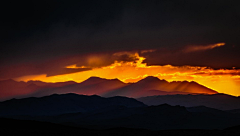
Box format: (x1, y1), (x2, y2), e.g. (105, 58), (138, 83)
(0, 0), (240, 79)
(0, 0), (124, 63)
(0, 51), (140, 79)
(142, 43), (240, 69)
(0, 57), (92, 79)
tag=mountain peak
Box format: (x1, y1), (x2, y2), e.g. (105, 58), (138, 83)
(142, 76), (160, 81)
(81, 76), (107, 84)
(111, 78), (122, 82)
(87, 76), (105, 80)
(83, 77), (124, 84)
(138, 76), (167, 83)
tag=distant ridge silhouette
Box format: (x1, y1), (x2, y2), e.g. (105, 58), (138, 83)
(0, 76), (217, 100)
(103, 76), (217, 98)
(0, 79), (76, 101)
(0, 93), (145, 116)
(138, 93), (240, 110)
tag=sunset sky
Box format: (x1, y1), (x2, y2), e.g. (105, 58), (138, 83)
(1, 0), (240, 96)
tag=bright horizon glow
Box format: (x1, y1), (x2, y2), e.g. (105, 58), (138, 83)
(15, 51), (240, 96)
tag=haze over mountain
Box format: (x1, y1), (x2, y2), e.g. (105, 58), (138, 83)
(103, 76), (217, 98)
(0, 79), (76, 100)
(0, 76), (217, 100)
(29, 77), (128, 98)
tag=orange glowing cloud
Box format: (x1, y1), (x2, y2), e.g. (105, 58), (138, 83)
(65, 64), (88, 69)
(15, 50), (240, 96)
(183, 43), (225, 52)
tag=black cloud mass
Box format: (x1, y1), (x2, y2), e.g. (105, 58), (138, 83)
(0, 0), (240, 71)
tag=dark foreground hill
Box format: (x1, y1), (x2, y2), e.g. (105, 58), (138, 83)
(1, 93), (240, 130)
(1, 118), (240, 136)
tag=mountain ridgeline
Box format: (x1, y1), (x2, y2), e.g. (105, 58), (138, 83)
(1, 93), (240, 130)
(0, 93), (145, 116)
(0, 76), (217, 100)
(4, 76), (240, 130)
(137, 93), (240, 110)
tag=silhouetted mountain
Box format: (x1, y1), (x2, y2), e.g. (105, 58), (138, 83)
(27, 80), (77, 88)
(1, 93), (240, 130)
(186, 106), (231, 116)
(34, 103), (240, 130)
(103, 76), (217, 98)
(226, 108), (240, 113)
(30, 77), (128, 97)
(138, 93), (240, 110)
(0, 76), (218, 100)
(81, 76), (112, 85)
(0, 79), (32, 100)
(0, 93), (145, 116)
(168, 80), (217, 94)
(0, 79), (76, 101)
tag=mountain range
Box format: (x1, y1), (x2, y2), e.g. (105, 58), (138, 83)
(2, 76), (240, 130)
(138, 93), (240, 110)
(103, 76), (217, 97)
(1, 93), (240, 130)
(0, 76), (217, 100)
(0, 93), (145, 116)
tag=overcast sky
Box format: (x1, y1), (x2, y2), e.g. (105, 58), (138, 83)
(0, 0), (240, 79)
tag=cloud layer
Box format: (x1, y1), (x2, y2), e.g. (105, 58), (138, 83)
(14, 51), (240, 96)
(1, 0), (240, 69)
(183, 43), (225, 53)
(1, 1), (240, 96)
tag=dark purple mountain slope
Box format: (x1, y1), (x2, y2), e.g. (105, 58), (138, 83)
(103, 76), (217, 98)
(138, 93), (240, 110)
(37, 103), (240, 130)
(0, 79), (76, 100)
(0, 76), (217, 100)
(1, 93), (240, 130)
(30, 77), (127, 97)
(0, 93), (145, 116)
